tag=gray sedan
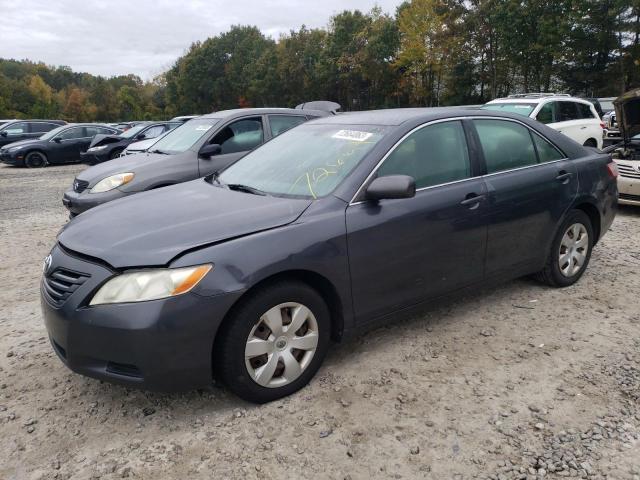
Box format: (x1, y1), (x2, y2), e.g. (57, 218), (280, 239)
(63, 107), (332, 216)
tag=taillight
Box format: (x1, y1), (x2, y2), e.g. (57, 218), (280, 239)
(600, 122), (605, 129)
(607, 162), (619, 178)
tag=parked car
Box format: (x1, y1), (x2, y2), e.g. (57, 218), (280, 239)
(603, 110), (622, 146)
(482, 93), (604, 148)
(0, 119), (66, 148)
(0, 119), (15, 128)
(63, 107), (334, 216)
(598, 97), (616, 115)
(42, 108), (617, 403)
(0, 123), (119, 167)
(603, 89), (640, 206)
(80, 121), (182, 164)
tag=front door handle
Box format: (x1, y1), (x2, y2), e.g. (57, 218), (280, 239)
(460, 193), (486, 209)
(556, 171), (573, 183)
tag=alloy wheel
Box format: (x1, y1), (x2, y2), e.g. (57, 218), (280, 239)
(558, 223), (588, 277)
(244, 302), (319, 388)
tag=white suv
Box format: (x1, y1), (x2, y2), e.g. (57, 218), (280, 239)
(482, 94), (604, 149)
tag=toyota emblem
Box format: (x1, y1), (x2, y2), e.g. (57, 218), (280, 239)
(43, 254), (52, 274)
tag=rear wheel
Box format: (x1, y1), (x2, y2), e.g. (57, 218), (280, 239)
(214, 281), (331, 403)
(24, 151), (48, 168)
(536, 209), (593, 287)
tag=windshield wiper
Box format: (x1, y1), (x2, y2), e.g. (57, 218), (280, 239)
(150, 149), (169, 155)
(226, 183), (269, 196)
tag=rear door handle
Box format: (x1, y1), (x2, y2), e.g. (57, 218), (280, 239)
(460, 193), (486, 209)
(556, 171), (573, 183)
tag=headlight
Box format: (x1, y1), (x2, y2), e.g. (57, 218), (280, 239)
(90, 264), (213, 305)
(89, 172), (134, 193)
(87, 145), (108, 152)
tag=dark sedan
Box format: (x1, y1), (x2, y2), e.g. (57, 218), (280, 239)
(80, 121), (182, 164)
(0, 123), (119, 167)
(42, 108), (617, 403)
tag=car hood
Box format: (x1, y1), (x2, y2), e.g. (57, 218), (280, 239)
(75, 152), (165, 184)
(89, 134), (127, 148)
(58, 179), (312, 268)
(613, 89), (640, 143)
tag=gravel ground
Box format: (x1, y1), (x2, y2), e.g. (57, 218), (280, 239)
(1, 163), (639, 480)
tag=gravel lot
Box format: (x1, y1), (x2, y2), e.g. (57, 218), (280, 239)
(1, 163), (639, 480)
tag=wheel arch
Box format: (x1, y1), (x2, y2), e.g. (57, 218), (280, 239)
(571, 201), (601, 244)
(215, 269), (345, 348)
(24, 148), (49, 164)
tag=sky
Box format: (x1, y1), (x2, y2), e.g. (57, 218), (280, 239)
(0, 0), (403, 80)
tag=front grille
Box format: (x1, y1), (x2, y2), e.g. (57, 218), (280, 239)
(619, 193), (640, 202)
(73, 179), (89, 193)
(42, 268), (89, 307)
(617, 164), (640, 179)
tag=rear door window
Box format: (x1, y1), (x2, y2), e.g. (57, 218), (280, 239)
(30, 122), (59, 133)
(577, 103), (595, 119)
(556, 102), (579, 122)
(474, 120), (537, 173)
(377, 121), (471, 189)
(532, 134), (564, 163)
(268, 115), (306, 137)
(211, 117), (264, 154)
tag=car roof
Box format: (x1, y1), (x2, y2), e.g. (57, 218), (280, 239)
(487, 96), (593, 105)
(304, 107), (493, 126)
(3, 119), (66, 123)
(200, 108), (330, 120)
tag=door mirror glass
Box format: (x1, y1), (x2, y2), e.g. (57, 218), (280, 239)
(199, 143), (222, 158)
(136, 133), (146, 140)
(365, 175), (416, 201)
(53, 137), (62, 143)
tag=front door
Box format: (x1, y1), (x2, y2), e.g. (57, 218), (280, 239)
(198, 116), (265, 176)
(472, 118), (579, 276)
(346, 120), (488, 324)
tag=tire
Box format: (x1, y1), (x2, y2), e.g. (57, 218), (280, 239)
(24, 151), (48, 168)
(535, 209), (594, 288)
(109, 149), (124, 160)
(583, 139), (598, 148)
(214, 281), (331, 403)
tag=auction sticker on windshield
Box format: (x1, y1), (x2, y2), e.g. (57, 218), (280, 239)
(332, 130), (373, 142)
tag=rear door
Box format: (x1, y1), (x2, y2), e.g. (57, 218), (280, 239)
(346, 120), (488, 323)
(198, 116), (264, 176)
(547, 101), (585, 145)
(472, 118), (578, 276)
(575, 102), (603, 148)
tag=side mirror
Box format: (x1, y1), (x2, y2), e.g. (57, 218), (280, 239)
(136, 133), (146, 140)
(199, 143), (222, 158)
(0, 131), (6, 137)
(53, 137), (62, 143)
(365, 175), (416, 201)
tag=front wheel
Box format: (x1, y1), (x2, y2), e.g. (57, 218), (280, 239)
(214, 281), (331, 403)
(535, 209), (594, 287)
(24, 151), (48, 168)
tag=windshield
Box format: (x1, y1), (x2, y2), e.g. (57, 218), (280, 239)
(481, 103), (536, 117)
(120, 124), (147, 139)
(39, 125), (68, 140)
(219, 124), (388, 199)
(149, 118), (218, 154)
